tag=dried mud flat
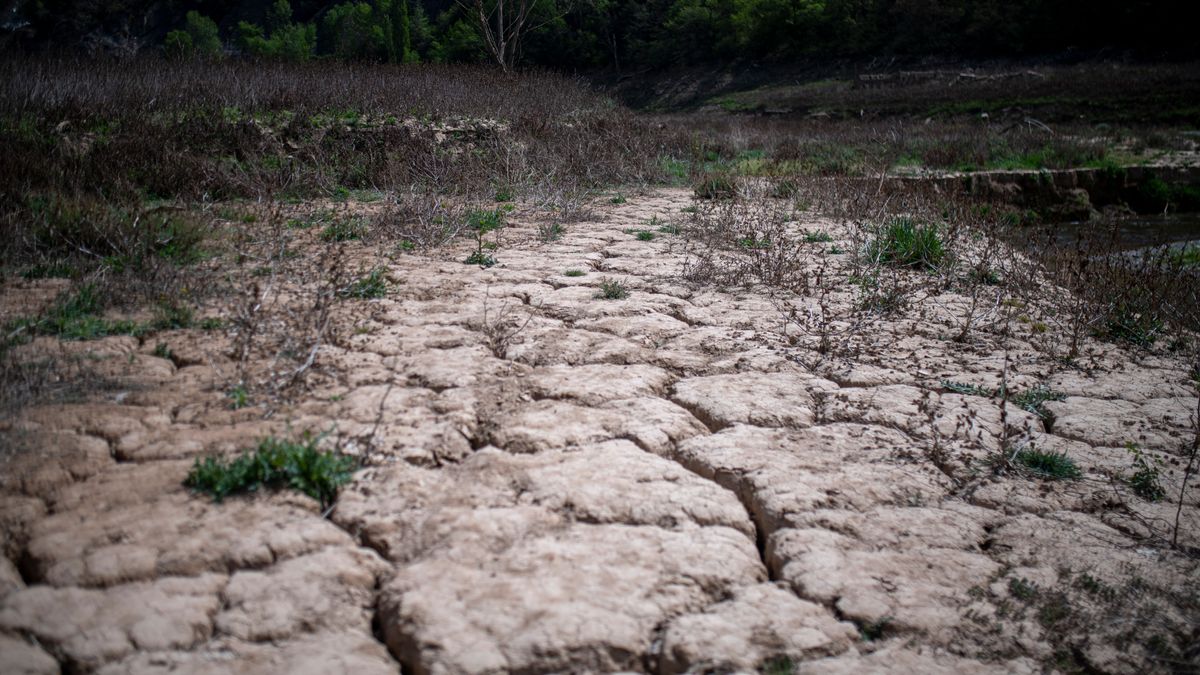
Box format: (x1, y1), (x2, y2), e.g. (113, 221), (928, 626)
(1, 189), (1197, 674)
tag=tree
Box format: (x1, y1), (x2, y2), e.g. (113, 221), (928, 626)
(164, 11), (223, 59)
(454, 0), (571, 72)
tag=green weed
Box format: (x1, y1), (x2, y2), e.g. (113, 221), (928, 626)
(320, 217), (367, 242)
(596, 278), (628, 300)
(564, 269), (586, 277)
(865, 218), (945, 271)
(339, 268), (388, 299)
(184, 434), (354, 510)
(1125, 443), (1166, 501)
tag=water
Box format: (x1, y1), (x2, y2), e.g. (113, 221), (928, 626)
(1050, 212), (1200, 252)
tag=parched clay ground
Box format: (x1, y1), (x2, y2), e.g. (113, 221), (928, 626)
(1, 189), (1197, 674)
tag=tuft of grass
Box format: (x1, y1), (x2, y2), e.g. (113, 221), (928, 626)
(494, 187), (514, 203)
(21, 260), (77, 279)
(1125, 443), (1166, 501)
(857, 617), (892, 642)
(609, 193), (627, 204)
(1099, 303), (1164, 347)
(657, 222), (681, 235)
(596, 277), (628, 300)
(693, 173), (738, 200)
(339, 268), (389, 299)
(1009, 577), (1040, 602)
(184, 434), (354, 510)
(865, 217), (945, 271)
(563, 269), (586, 277)
(320, 217), (367, 242)
(1013, 446), (1082, 480)
(803, 230), (834, 243)
(538, 222), (565, 242)
(635, 230), (655, 241)
(152, 342), (173, 360)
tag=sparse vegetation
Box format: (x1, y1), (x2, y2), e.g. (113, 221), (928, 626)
(865, 218), (946, 271)
(339, 268), (389, 299)
(1125, 443), (1166, 501)
(596, 278), (629, 300)
(1013, 446), (1082, 480)
(184, 434), (354, 510)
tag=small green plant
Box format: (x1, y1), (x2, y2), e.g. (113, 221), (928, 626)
(1099, 303), (1164, 347)
(828, 245), (845, 254)
(320, 217), (367, 242)
(199, 317), (225, 330)
(1013, 446), (1082, 480)
(21, 260), (76, 279)
(152, 342), (173, 360)
(609, 193), (627, 204)
(803, 230), (833, 243)
(941, 380), (993, 397)
(596, 278), (628, 300)
(494, 187), (514, 202)
(538, 222), (565, 242)
(227, 385), (249, 410)
(1125, 443), (1166, 501)
(564, 269), (586, 277)
(464, 251), (497, 267)
(339, 268), (388, 299)
(657, 222), (681, 235)
(184, 434), (354, 510)
(865, 217), (946, 271)
(737, 236), (771, 250)
(759, 656), (794, 675)
(152, 301), (194, 330)
(1009, 577), (1040, 602)
(1011, 384), (1066, 423)
(694, 173), (738, 200)
(635, 230), (655, 241)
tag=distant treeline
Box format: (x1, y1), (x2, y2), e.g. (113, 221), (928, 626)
(3, 0), (1195, 67)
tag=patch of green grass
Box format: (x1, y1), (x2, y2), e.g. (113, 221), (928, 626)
(1170, 245), (1200, 267)
(184, 434), (354, 510)
(1013, 446), (1082, 480)
(609, 193), (627, 204)
(494, 187), (515, 203)
(759, 656), (794, 675)
(320, 217), (367, 242)
(538, 222), (565, 242)
(6, 284), (137, 344)
(563, 269), (586, 277)
(152, 342), (173, 360)
(21, 260), (77, 279)
(737, 236), (771, 250)
(199, 317), (225, 330)
(635, 230), (655, 241)
(339, 268), (389, 299)
(865, 217), (945, 271)
(1009, 577), (1040, 602)
(1098, 303), (1164, 347)
(596, 278), (628, 300)
(1125, 443), (1166, 502)
(803, 230), (833, 243)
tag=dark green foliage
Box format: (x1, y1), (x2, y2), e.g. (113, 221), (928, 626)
(865, 218), (945, 271)
(464, 251), (496, 267)
(759, 656), (794, 675)
(184, 434), (355, 510)
(635, 230), (655, 241)
(1099, 302), (1164, 347)
(6, 284), (138, 343)
(339, 268), (389, 299)
(320, 218), (367, 242)
(802, 230), (833, 243)
(563, 269), (586, 277)
(165, 11), (223, 60)
(1125, 443), (1166, 502)
(1009, 577), (1040, 601)
(1013, 446), (1082, 480)
(596, 278), (628, 300)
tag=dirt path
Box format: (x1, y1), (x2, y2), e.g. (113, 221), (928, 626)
(1, 189), (1197, 674)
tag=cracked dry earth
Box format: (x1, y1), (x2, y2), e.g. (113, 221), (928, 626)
(2, 188), (1199, 674)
